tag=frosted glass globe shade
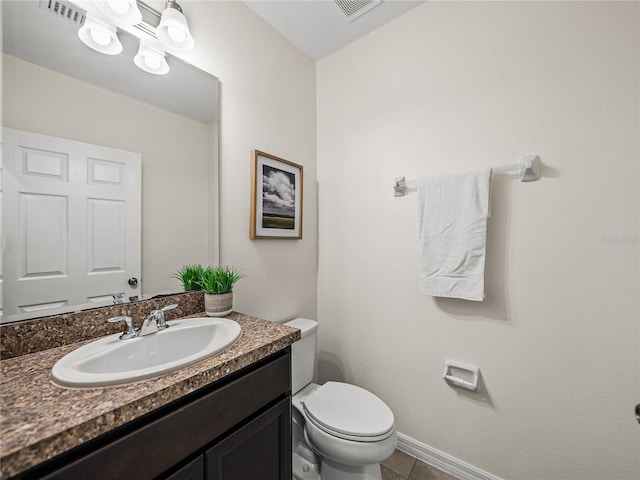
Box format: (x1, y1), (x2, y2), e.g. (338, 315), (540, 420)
(90, 27), (111, 46)
(168, 26), (186, 43)
(107, 0), (128, 14)
(144, 52), (162, 70)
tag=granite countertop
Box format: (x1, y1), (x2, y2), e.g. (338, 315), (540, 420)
(0, 312), (300, 479)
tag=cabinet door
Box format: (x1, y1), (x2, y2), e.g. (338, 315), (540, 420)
(163, 456), (204, 480)
(205, 398), (291, 480)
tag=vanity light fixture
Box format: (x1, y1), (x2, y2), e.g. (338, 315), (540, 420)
(78, 14), (123, 55)
(75, 1), (190, 75)
(156, 0), (195, 52)
(94, 0), (142, 25)
(134, 39), (170, 75)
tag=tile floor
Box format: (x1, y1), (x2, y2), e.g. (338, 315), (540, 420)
(381, 449), (459, 480)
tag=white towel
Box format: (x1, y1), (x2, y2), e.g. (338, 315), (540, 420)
(416, 169), (492, 301)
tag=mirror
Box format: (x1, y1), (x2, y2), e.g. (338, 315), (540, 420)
(1, 0), (219, 323)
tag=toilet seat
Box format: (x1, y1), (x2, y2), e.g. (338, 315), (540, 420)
(302, 382), (395, 442)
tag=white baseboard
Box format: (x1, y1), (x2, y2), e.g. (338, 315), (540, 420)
(396, 432), (503, 480)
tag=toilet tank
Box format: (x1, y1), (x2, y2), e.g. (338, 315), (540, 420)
(284, 318), (318, 395)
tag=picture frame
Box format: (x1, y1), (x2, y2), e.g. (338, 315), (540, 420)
(250, 150), (303, 239)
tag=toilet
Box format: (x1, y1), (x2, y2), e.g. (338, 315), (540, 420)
(285, 318), (397, 480)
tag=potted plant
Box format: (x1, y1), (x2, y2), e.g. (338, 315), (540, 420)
(200, 266), (244, 317)
(172, 264), (205, 292)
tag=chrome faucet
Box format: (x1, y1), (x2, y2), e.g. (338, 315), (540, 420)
(138, 304), (178, 336)
(107, 304), (178, 339)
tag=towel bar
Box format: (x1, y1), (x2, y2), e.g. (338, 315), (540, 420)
(394, 155), (540, 196)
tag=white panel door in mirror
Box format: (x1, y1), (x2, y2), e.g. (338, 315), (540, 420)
(2, 128), (141, 318)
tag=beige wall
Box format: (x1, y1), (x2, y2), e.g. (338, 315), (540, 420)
(317, 2), (639, 479)
(2, 54), (211, 296)
(181, 1), (318, 322)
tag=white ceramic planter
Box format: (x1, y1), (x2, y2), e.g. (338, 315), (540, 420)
(204, 291), (233, 317)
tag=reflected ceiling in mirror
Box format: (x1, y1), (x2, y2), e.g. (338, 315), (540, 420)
(2, 0), (218, 123)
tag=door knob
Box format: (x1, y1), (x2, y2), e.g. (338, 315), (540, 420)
(128, 277), (138, 287)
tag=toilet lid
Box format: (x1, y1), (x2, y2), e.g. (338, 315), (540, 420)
(302, 382), (394, 441)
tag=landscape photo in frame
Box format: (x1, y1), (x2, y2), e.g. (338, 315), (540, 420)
(250, 150), (303, 239)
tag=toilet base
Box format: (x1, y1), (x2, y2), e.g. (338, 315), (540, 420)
(320, 458), (382, 480)
(293, 451), (321, 480)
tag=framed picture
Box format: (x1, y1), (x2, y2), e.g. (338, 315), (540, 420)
(250, 150), (303, 239)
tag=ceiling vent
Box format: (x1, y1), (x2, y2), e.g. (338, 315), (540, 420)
(39, 0), (85, 25)
(334, 0), (382, 22)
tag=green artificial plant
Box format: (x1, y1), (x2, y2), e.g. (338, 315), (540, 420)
(200, 266), (245, 295)
(172, 264), (205, 292)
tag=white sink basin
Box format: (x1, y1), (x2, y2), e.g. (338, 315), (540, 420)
(51, 317), (241, 388)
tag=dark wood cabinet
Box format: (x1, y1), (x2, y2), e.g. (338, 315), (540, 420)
(160, 397), (291, 480)
(164, 456), (205, 480)
(15, 349), (291, 480)
(205, 397), (291, 480)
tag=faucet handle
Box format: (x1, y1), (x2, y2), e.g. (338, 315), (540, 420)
(108, 316), (137, 340)
(156, 304), (178, 330)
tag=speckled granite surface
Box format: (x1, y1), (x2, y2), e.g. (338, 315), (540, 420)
(1, 291), (205, 359)
(0, 311), (300, 479)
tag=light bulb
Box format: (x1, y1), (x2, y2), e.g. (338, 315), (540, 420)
(90, 27), (111, 46)
(78, 15), (122, 55)
(167, 26), (185, 43)
(107, 0), (129, 14)
(95, 0), (142, 25)
(144, 52), (162, 70)
(134, 40), (169, 75)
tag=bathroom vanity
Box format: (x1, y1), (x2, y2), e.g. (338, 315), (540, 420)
(19, 351), (291, 480)
(0, 296), (300, 480)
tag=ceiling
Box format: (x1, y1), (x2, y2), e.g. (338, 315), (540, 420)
(243, 0), (426, 60)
